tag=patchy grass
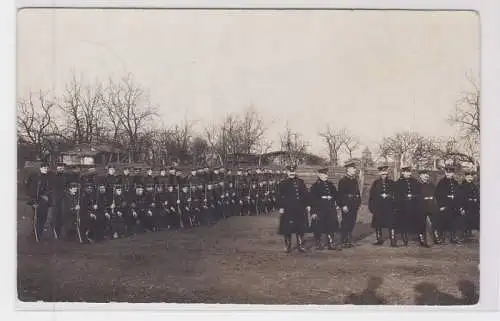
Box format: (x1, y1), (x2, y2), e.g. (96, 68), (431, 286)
(17, 202), (479, 305)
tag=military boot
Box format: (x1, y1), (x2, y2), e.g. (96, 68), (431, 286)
(439, 231), (448, 244)
(327, 233), (341, 251)
(432, 229), (442, 245)
(284, 235), (292, 253)
(450, 232), (462, 245)
(296, 234), (306, 252)
(315, 234), (324, 250)
(373, 229), (384, 245)
(390, 229), (397, 247)
(402, 232), (409, 247)
(418, 233), (430, 248)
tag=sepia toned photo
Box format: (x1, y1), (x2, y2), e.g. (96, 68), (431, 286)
(16, 8), (480, 305)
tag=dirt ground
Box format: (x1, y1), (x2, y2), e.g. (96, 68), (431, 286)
(17, 202), (479, 305)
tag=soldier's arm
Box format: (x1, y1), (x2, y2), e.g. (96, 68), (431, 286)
(368, 181), (377, 213)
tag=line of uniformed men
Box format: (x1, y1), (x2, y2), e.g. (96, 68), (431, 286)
(25, 162), (286, 243)
(276, 162), (479, 253)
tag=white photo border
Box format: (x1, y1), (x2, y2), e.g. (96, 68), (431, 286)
(4, 0), (500, 320)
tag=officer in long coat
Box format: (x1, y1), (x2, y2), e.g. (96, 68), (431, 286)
(459, 169), (479, 241)
(51, 162), (69, 240)
(435, 165), (463, 244)
(26, 162), (52, 243)
(419, 169), (440, 244)
(394, 165), (424, 247)
(368, 165), (395, 246)
(277, 165), (311, 253)
(309, 167), (341, 250)
(338, 161), (361, 248)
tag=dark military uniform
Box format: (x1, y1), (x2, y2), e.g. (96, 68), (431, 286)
(309, 168), (340, 250)
(51, 163), (69, 240)
(435, 167), (463, 244)
(80, 181), (99, 243)
(108, 184), (127, 238)
(60, 179), (82, 242)
(338, 164), (361, 247)
(277, 165), (310, 252)
(460, 174), (479, 239)
(419, 172), (440, 244)
(26, 164), (52, 242)
(368, 170), (396, 245)
(394, 169), (424, 247)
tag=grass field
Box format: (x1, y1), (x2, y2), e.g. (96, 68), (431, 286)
(17, 201), (479, 305)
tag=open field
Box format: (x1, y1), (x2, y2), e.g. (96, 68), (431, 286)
(17, 202), (479, 305)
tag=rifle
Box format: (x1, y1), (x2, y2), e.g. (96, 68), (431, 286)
(177, 183), (184, 229)
(188, 182), (194, 227)
(75, 184), (83, 244)
(33, 179), (41, 243)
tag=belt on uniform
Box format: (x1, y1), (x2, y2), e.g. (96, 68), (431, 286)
(447, 195), (455, 199)
(424, 197), (434, 200)
(468, 198), (478, 202)
(347, 194), (360, 198)
(321, 196), (333, 200)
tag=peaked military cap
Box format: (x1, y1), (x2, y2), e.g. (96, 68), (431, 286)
(377, 165), (389, 171)
(400, 164), (412, 171)
(464, 170), (476, 176)
(285, 165), (296, 171)
(40, 162), (49, 168)
(55, 162), (65, 167)
(318, 167), (329, 174)
(444, 165), (456, 172)
(344, 161), (356, 168)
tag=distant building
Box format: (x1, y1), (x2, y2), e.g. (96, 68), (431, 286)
(60, 143), (121, 167)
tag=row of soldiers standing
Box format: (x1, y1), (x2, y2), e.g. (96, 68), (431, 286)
(26, 163), (286, 243)
(277, 162), (479, 253)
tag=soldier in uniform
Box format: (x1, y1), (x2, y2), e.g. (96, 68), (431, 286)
(368, 165), (395, 246)
(120, 167), (134, 196)
(50, 162), (70, 240)
(277, 165), (311, 253)
(143, 178), (158, 232)
(130, 183), (147, 233)
(338, 161), (361, 248)
(460, 169), (479, 242)
(26, 162), (52, 242)
(419, 169), (441, 244)
(60, 177), (82, 242)
(155, 170), (169, 230)
(435, 165), (463, 244)
(394, 165), (424, 247)
(80, 181), (98, 243)
(96, 178), (111, 241)
(180, 184), (192, 228)
(108, 183), (127, 238)
(309, 167), (341, 250)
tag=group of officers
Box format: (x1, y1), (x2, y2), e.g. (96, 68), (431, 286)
(278, 162), (479, 253)
(25, 160), (480, 253)
(25, 163), (285, 243)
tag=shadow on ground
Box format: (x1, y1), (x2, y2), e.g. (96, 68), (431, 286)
(414, 279), (479, 305)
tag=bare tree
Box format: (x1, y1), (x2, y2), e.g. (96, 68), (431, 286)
(280, 123), (308, 165)
(318, 126), (347, 166)
(378, 131), (442, 170)
(17, 90), (57, 159)
(450, 74), (480, 137)
(104, 74), (159, 163)
(448, 74), (480, 165)
(341, 129), (360, 159)
(190, 136), (210, 167)
(59, 74), (107, 145)
(240, 106), (267, 154)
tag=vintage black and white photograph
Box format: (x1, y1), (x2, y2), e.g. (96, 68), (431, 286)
(16, 8), (480, 305)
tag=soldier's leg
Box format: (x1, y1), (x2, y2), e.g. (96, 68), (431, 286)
(52, 200), (64, 240)
(450, 210), (463, 244)
(311, 216), (322, 250)
(345, 208), (358, 247)
(284, 234), (292, 253)
(33, 202), (49, 242)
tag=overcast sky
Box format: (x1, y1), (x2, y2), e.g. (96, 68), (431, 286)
(17, 9), (479, 159)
